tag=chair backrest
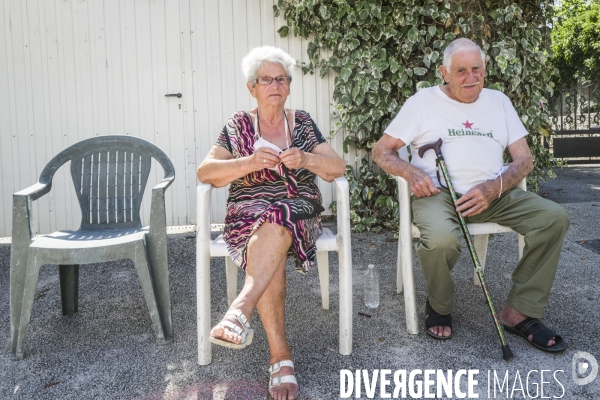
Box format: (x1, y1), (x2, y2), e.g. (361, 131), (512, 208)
(39, 135), (175, 230)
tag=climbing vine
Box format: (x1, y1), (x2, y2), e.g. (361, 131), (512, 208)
(275, 0), (559, 232)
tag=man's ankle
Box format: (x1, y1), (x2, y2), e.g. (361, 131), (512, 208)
(501, 305), (528, 326)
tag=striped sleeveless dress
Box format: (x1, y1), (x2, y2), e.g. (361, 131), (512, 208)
(216, 110), (327, 273)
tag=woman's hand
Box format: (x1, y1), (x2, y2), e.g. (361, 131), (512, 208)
(251, 147), (280, 171)
(278, 147), (306, 170)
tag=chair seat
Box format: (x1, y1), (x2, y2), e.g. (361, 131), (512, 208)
(412, 222), (514, 238)
(209, 227), (338, 258)
(31, 228), (148, 250)
(209, 234), (229, 257)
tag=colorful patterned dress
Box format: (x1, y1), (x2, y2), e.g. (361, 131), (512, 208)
(216, 110), (327, 273)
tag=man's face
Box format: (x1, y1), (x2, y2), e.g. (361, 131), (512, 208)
(439, 49), (486, 103)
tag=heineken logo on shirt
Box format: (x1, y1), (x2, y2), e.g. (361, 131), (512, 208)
(447, 120), (494, 138)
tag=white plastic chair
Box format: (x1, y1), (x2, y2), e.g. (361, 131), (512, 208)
(394, 146), (525, 334)
(195, 176), (353, 365)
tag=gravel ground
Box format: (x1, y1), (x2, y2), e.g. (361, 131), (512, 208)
(1, 166), (599, 399)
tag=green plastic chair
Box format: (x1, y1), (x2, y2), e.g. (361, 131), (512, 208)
(10, 135), (175, 360)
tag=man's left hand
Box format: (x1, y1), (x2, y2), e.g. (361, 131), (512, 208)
(455, 180), (499, 217)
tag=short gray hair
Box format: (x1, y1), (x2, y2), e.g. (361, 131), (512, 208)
(443, 38), (485, 70)
(241, 46), (296, 86)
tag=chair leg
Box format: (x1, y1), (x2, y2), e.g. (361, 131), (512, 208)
(146, 233), (174, 342)
(132, 241), (171, 344)
(398, 222), (418, 334)
(473, 235), (489, 286)
(517, 234), (524, 260)
(338, 241), (353, 356)
(10, 249), (30, 360)
(396, 239), (404, 294)
(401, 242), (419, 335)
(316, 251), (329, 310)
(59, 265), (79, 316)
(197, 241), (212, 365)
(225, 257), (238, 307)
(13, 253), (43, 360)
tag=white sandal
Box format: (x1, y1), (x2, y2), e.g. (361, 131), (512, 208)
(209, 309), (254, 349)
(269, 360), (298, 394)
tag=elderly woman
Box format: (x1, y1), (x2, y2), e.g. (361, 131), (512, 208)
(197, 46), (345, 400)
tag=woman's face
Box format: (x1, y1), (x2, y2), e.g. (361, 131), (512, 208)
(247, 62), (290, 109)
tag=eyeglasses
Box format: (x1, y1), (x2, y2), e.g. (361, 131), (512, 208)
(254, 76), (292, 86)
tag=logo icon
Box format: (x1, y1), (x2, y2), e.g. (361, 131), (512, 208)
(572, 351), (598, 385)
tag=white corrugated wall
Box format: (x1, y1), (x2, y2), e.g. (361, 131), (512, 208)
(0, 0), (359, 237)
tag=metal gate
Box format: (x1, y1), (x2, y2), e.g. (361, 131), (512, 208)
(549, 83), (600, 164)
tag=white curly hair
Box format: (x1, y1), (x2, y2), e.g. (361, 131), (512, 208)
(241, 46), (296, 86)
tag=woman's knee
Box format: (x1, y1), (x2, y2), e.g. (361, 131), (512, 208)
(253, 222), (292, 248)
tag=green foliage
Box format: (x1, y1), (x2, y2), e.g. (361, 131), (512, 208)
(331, 162), (399, 233)
(275, 0), (559, 232)
(551, 0), (600, 86)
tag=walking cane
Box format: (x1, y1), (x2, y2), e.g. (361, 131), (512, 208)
(418, 138), (514, 361)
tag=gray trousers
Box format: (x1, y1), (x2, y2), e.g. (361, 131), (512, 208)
(411, 187), (569, 317)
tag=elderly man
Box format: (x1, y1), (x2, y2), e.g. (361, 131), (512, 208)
(373, 38), (569, 353)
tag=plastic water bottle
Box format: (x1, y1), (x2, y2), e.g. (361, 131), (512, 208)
(364, 264), (380, 308)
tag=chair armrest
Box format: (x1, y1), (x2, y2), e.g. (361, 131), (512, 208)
(148, 174), (175, 234)
(15, 182), (51, 201)
(152, 175), (175, 192)
(332, 176), (352, 257)
(393, 174), (527, 227)
(12, 182), (52, 243)
(332, 176), (350, 232)
(11, 182), (52, 276)
(394, 175), (527, 195)
(392, 174), (413, 239)
(393, 175), (411, 211)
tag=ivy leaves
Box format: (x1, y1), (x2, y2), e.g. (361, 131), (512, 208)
(276, 0), (558, 231)
(333, 162), (399, 233)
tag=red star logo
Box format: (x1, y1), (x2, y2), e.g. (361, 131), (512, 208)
(462, 120), (474, 129)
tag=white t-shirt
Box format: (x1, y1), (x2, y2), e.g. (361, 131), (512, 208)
(385, 86), (529, 194)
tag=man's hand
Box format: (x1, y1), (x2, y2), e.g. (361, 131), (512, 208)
(372, 134), (440, 198)
(455, 179), (499, 217)
(456, 138), (533, 217)
(408, 166), (440, 198)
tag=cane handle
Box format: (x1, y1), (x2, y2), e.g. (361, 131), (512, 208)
(418, 138), (443, 158)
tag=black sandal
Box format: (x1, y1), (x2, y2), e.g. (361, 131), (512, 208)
(425, 299), (453, 340)
(503, 317), (567, 353)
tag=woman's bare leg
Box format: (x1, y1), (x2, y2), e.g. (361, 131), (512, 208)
(210, 222), (291, 344)
(256, 258), (297, 399)
(210, 223), (297, 399)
